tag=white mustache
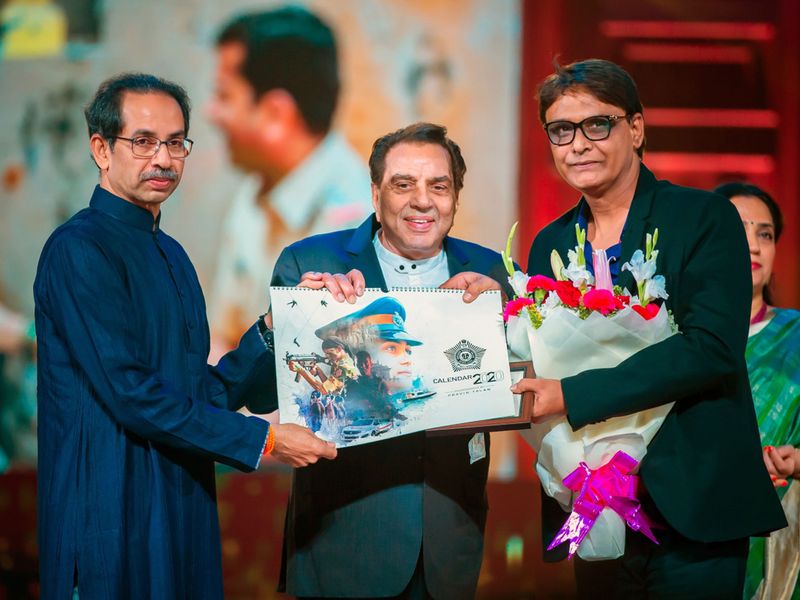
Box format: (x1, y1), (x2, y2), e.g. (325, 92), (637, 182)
(141, 169), (177, 181)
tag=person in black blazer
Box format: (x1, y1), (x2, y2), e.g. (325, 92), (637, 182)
(271, 123), (511, 599)
(512, 59), (787, 598)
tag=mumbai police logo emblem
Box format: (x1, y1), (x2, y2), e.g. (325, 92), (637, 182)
(444, 339), (486, 372)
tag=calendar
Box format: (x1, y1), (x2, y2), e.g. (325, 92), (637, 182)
(270, 287), (517, 447)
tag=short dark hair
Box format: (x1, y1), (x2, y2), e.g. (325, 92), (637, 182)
(368, 122), (467, 195)
(216, 6), (339, 134)
(84, 73), (191, 143)
(322, 337), (345, 350)
(322, 336), (353, 357)
(355, 350), (372, 369)
(537, 59), (645, 157)
(713, 182), (783, 242)
(713, 181), (783, 305)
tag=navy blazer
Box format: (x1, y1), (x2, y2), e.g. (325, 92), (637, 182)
(271, 215), (510, 599)
(528, 165), (787, 559)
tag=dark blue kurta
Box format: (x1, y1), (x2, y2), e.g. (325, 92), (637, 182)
(34, 186), (277, 600)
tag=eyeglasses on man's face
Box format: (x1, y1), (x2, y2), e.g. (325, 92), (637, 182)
(543, 115), (629, 146)
(112, 135), (194, 158)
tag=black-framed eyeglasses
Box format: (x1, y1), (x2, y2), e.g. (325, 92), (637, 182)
(112, 135), (194, 158)
(543, 115), (629, 146)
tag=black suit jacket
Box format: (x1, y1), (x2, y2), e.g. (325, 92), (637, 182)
(272, 215), (511, 598)
(528, 165), (787, 559)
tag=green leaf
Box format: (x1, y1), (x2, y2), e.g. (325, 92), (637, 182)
(502, 221), (519, 277)
(575, 224), (587, 267)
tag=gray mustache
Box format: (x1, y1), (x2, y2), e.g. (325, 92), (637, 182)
(141, 169), (177, 181)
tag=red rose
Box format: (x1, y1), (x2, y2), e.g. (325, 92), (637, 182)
(581, 288), (618, 315)
(631, 303), (660, 320)
(527, 275), (557, 293)
(503, 297), (534, 322)
(554, 280), (581, 308)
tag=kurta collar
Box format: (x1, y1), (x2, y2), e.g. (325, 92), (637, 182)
(344, 215), (468, 289)
(372, 231), (447, 276)
(90, 185), (160, 232)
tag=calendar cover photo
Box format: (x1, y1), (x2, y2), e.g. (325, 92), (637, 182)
(270, 287), (517, 447)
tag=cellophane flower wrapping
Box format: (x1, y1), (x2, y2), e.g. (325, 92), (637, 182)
(509, 304), (676, 560)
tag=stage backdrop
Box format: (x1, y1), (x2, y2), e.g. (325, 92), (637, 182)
(0, 0), (521, 317)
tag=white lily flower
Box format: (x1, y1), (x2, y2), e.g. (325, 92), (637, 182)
(621, 249), (656, 283)
(508, 271), (530, 299)
(563, 263), (594, 288)
(567, 248), (579, 267)
(539, 290), (562, 319)
(644, 275), (668, 302)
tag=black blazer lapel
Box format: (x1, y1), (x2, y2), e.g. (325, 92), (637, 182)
(618, 164), (660, 294)
(345, 215), (388, 290)
(550, 207), (582, 278)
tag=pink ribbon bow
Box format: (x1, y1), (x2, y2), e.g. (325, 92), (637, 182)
(547, 450), (659, 558)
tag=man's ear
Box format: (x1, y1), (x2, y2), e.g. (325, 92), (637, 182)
(89, 134), (111, 170)
(629, 112), (645, 153)
(371, 183), (381, 221)
(257, 88), (299, 142)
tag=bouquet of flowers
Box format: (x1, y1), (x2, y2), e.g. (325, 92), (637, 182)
(502, 222), (678, 560)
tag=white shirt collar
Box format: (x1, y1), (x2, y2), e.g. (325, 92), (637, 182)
(372, 230), (447, 276)
(270, 132), (355, 231)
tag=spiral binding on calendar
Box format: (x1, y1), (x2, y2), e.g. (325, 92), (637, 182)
(389, 287), (500, 295)
(389, 287), (476, 293)
(270, 286), (499, 295)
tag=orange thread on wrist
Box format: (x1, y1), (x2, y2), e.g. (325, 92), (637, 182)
(264, 426), (276, 455)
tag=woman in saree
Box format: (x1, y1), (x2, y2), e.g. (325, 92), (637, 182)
(715, 181), (800, 600)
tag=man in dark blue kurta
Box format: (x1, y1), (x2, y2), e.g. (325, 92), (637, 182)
(34, 73), (335, 600)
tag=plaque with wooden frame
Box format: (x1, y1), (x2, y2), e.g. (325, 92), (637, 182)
(428, 361), (535, 434)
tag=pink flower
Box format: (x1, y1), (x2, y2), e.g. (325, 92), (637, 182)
(503, 297), (534, 322)
(581, 289), (618, 315)
(554, 280), (581, 308)
(593, 250), (614, 291)
(632, 303), (660, 320)
(527, 275), (557, 293)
